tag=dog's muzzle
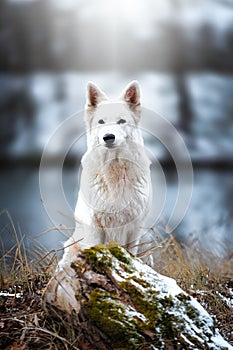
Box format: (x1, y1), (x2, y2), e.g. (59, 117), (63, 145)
(103, 133), (115, 147)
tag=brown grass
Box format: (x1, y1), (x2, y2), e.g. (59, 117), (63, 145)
(0, 218), (232, 349)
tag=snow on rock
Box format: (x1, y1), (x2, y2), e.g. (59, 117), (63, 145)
(43, 244), (232, 349)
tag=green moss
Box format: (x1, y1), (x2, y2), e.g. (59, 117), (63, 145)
(159, 295), (174, 308)
(131, 276), (151, 289)
(108, 245), (133, 266)
(121, 281), (159, 323)
(120, 280), (188, 348)
(158, 310), (184, 342)
(84, 245), (116, 271)
(176, 293), (191, 302)
(177, 293), (209, 331)
(129, 284), (184, 341)
(84, 288), (144, 349)
(84, 244), (136, 276)
(80, 244), (228, 349)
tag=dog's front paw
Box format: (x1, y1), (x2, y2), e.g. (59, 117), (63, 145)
(42, 263), (81, 313)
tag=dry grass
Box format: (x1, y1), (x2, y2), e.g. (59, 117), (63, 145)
(0, 217), (233, 349)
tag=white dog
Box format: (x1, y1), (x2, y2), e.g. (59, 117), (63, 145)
(59, 81), (152, 266)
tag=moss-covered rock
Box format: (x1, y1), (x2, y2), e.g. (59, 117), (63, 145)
(44, 244), (232, 350)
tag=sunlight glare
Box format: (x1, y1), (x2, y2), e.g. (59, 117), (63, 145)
(101, 0), (142, 21)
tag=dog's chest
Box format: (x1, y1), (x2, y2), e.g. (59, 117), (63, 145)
(99, 158), (134, 185)
(94, 159), (141, 197)
(89, 158), (148, 229)
(79, 147), (151, 229)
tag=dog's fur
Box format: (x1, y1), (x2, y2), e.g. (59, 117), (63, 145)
(59, 81), (152, 267)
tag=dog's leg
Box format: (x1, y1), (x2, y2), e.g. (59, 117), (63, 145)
(57, 236), (81, 269)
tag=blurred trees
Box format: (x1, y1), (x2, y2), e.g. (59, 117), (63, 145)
(0, 0), (232, 72)
(0, 82), (35, 156)
(0, 0), (232, 159)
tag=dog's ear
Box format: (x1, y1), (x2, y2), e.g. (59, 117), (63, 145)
(86, 82), (108, 108)
(121, 81), (141, 121)
(121, 81), (140, 107)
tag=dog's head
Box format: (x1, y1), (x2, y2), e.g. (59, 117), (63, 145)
(84, 81), (143, 149)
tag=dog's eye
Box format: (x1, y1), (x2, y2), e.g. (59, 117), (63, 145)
(117, 119), (126, 124)
(98, 119), (105, 124)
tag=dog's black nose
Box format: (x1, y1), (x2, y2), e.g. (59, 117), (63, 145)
(103, 133), (115, 146)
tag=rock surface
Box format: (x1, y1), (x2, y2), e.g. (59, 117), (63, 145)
(43, 244), (232, 350)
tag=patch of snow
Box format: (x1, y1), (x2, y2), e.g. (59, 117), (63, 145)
(216, 291), (233, 308)
(125, 308), (147, 323)
(0, 292), (22, 298)
(211, 333), (233, 349)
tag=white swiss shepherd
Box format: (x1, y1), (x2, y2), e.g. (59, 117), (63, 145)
(59, 81), (152, 267)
